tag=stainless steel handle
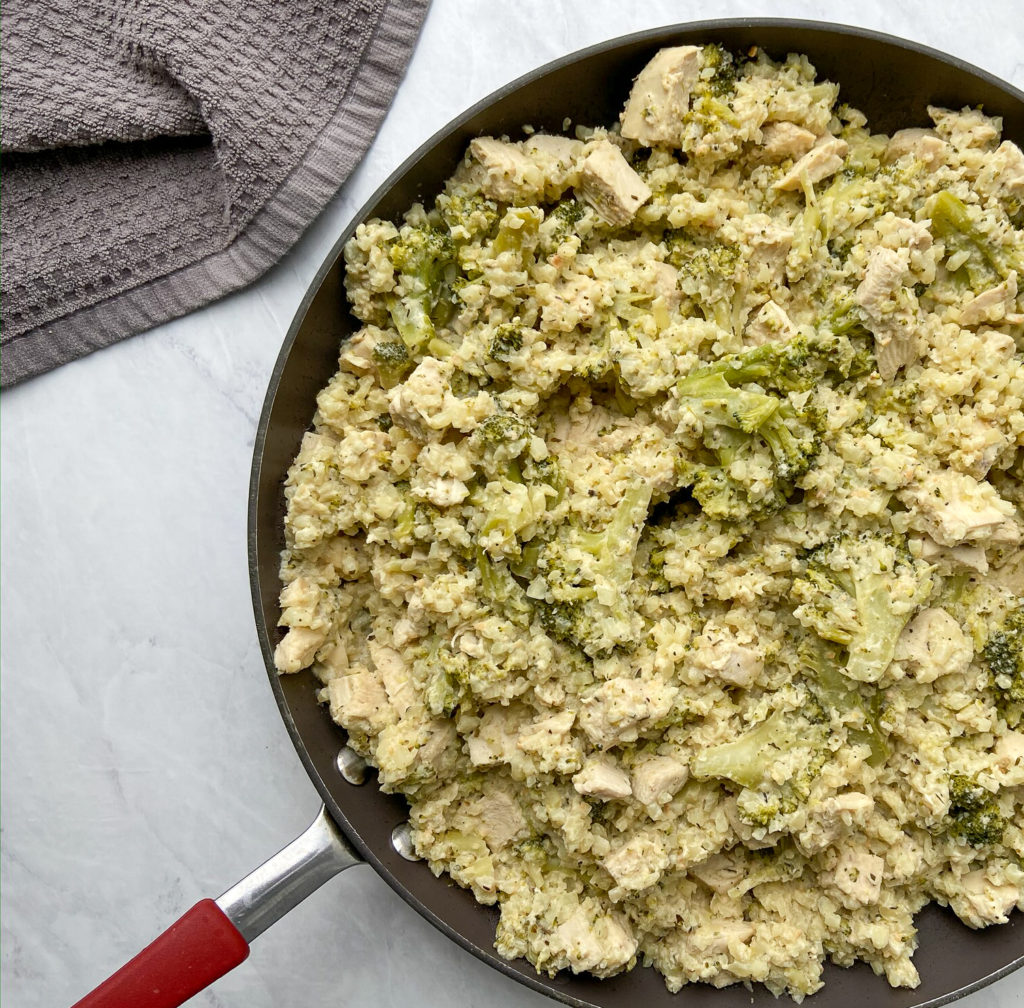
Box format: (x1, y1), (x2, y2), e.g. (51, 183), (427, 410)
(216, 805), (363, 942)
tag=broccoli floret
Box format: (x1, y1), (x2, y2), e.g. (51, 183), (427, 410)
(549, 197), (586, 236)
(693, 705), (829, 830)
(947, 773), (1006, 847)
(475, 548), (533, 624)
(488, 322), (524, 362)
(436, 191), (500, 239)
(928, 190), (1024, 285)
(386, 224), (456, 351)
(418, 637), (468, 717)
(799, 638), (889, 767)
(372, 339), (411, 388)
(473, 412), (532, 466)
(666, 235), (740, 331)
(673, 341), (835, 521)
(701, 43), (738, 97)
(793, 532), (933, 682)
(534, 480), (652, 657)
(982, 603), (1024, 723)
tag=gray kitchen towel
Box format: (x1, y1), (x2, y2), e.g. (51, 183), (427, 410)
(1, 0), (431, 387)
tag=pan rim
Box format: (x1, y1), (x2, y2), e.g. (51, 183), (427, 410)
(248, 17), (1024, 1008)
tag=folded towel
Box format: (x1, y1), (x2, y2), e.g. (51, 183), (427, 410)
(1, 0), (430, 386)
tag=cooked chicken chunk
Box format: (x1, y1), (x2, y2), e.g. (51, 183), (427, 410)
(327, 670), (394, 732)
(603, 833), (668, 894)
(958, 271), (1018, 326)
(466, 789), (527, 850)
(573, 756), (633, 801)
(578, 140), (652, 227)
(620, 45), (701, 146)
(468, 137), (538, 202)
(745, 299), (798, 344)
(894, 608), (973, 683)
(774, 137), (848, 190)
(551, 906), (637, 977)
(274, 625), (326, 674)
(578, 677), (678, 749)
(368, 641), (415, 716)
(884, 128), (948, 169)
(855, 245), (918, 380)
(899, 467), (1018, 547)
(954, 870), (1020, 927)
(631, 755), (689, 806)
(759, 121), (817, 162)
(832, 848), (884, 906)
(994, 732), (1024, 787)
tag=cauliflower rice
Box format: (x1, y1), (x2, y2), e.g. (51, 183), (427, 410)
(275, 44), (1024, 998)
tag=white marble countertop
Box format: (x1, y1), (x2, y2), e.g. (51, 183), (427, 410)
(3, 2), (1023, 1006)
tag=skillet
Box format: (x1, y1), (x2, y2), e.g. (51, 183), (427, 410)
(74, 19), (1024, 1008)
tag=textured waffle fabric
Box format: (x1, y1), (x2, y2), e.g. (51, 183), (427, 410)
(0, 0), (430, 386)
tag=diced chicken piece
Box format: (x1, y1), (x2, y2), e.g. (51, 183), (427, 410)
(538, 273), (603, 332)
(279, 576), (322, 621)
(986, 140), (1024, 194)
(857, 247), (908, 315)
(855, 245), (917, 381)
(368, 641), (415, 716)
(468, 137), (538, 203)
(416, 719), (457, 772)
(699, 921), (757, 955)
(327, 671), (394, 733)
(338, 327), (379, 374)
(745, 299), (798, 345)
(832, 848), (884, 906)
(759, 121), (816, 162)
(690, 620), (763, 687)
(883, 128), (949, 169)
(578, 677), (678, 749)
(577, 140), (652, 227)
(603, 833), (668, 895)
(958, 271), (1018, 326)
(747, 223), (794, 282)
(899, 467), (1018, 547)
(929, 105), (1001, 150)
(644, 260), (680, 306)
(774, 137), (848, 191)
(954, 869), (1020, 927)
(523, 133), (583, 162)
(409, 473), (469, 507)
(692, 853), (745, 894)
(466, 789), (527, 851)
(894, 608), (973, 683)
(552, 906), (637, 977)
(797, 793), (874, 855)
(335, 429), (388, 482)
(919, 535), (989, 574)
(631, 755), (689, 805)
(620, 45), (701, 146)
(990, 548), (1024, 595)
(517, 709), (576, 753)
(274, 626), (326, 674)
(994, 732), (1024, 787)
(467, 704), (526, 767)
(388, 356), (494, 436)
(573, 756), (632, 801)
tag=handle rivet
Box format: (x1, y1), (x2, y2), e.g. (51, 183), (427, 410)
(391, 823), (420, 861)
(335, 746), (367, 785)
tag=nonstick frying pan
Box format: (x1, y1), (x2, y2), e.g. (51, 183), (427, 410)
(74, 19), (1024, 1008)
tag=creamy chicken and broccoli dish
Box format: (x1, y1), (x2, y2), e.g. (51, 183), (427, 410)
(275, 44), (1024, 997)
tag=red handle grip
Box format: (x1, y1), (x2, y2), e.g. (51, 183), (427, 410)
(71, 899), (249, 1008)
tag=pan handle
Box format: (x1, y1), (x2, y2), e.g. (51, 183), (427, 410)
(70, 805), (362, 1008)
